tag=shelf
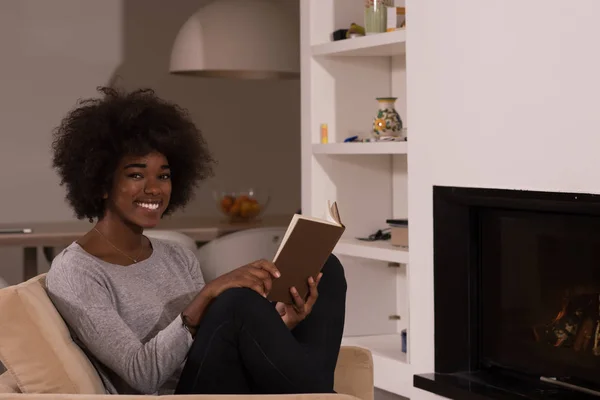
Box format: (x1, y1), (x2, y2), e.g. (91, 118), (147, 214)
(343, 333), (406, 363)
(334, 238), (409, 264)
(342, 334), (412, 397)
(312, 30), (406, 57)
(313, 142), (407, 155)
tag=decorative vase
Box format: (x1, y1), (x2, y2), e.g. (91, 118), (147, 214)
(364, 0), (394, 35)
(372, 97), (403, 139)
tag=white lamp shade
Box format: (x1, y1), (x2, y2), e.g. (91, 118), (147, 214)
(169, 0), (300, 79)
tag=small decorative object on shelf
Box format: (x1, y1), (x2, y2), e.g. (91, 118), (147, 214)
(364, 0), (394, 35)
(332, 29), (348, 41)
(357, 228), (391, 241)
(341, 134), (406, 143)
(320, 123), (329, 144)
(347, 22), (366, 38)
(372, 97), (403, 139)
(386, 6), (406, 32)
(377, 135), (406, 142)
(387, 218), (408, 248)
(332, 23), (365, 42)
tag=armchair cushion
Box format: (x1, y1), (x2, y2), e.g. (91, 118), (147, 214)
(333, 346), (373, 400)
(0, 275), (105, 394)
(0, 372), (18, 394)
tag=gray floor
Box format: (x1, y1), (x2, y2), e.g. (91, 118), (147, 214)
(375, 387), (409, 400)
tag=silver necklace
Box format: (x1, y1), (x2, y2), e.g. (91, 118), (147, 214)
(93, 227), (144, 263)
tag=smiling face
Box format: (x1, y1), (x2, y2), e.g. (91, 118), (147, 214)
(104, 151), (172, 229)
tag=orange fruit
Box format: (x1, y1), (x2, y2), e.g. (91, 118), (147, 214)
(220, 196), (234, 212)
(235, 195), (249, 204)
(250, 203), (261, 216)
(240, 201), (253, 218)
(229, 203), (241, 216)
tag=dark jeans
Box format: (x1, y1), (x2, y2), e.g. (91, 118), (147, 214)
(175, 254), (347, 395)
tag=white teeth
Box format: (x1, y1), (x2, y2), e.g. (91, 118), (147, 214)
(136, 202), (159, 210)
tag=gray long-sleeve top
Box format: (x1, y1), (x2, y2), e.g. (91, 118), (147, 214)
(46, 238), (205, 395)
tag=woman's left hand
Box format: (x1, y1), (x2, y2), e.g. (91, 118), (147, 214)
(276, 272), (323, 330)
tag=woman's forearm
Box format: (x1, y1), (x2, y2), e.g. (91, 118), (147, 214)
(181, 285), (217, 335)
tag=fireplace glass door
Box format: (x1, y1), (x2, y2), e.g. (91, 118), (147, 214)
(480, 208), (600, 388)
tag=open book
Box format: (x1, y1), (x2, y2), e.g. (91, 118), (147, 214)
(267, 201), (345, 303)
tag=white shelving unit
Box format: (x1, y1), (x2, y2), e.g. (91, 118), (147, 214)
(312, 29), (406, 57)
(312, 142), (408, 155)
(301, 1), (411, 397)
(335, 238), (409, 264)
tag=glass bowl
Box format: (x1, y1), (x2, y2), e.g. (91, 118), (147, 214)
(214, 189), (270, 222)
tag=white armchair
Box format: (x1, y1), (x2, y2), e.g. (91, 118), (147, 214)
(142, 227), (288, 283)
(195, 227), (286, 283)
(143, 230), (198, 253)
(0, 276), (6, 373)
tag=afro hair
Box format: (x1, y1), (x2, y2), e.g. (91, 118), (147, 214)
(52, 87), (215, 221)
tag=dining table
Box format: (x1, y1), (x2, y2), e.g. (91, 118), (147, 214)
(0, 214), (292, 282)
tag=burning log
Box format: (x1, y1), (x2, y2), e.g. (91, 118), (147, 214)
(533, 291), (600, 356)
(593, 320), (600, 356)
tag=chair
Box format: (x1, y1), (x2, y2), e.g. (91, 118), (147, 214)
(195, 227), (286, 283)
(0, 275), (5, 373)
(0, 274), (375, 399)
(0, 228), (375, 399)
(143, 230), (197, 253)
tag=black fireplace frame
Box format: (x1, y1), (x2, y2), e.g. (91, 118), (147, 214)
(414, 185), (600, 400)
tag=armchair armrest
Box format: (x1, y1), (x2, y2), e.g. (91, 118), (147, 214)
(0, 372), (19, 394)
(334, 346), (374, 400)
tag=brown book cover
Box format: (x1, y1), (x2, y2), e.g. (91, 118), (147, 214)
(267, 202), (345, 303)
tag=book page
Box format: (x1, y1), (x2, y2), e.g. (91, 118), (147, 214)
(273, 214), (300, 262)
(273, 201), (341, 262)
(328, 201), (342, 225)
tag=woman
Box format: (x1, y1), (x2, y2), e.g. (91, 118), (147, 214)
(46, 87), (347, 396)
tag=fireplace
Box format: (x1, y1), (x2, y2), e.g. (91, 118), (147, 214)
(414, 186), (600, 400)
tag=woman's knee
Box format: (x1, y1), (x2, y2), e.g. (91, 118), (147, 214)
(209, 287), (273, 319)
(321, 254), (347, 288)
(213, 287), (264, 307)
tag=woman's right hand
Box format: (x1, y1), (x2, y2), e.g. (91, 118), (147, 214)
(204, 259), (281, 299)
(183, 260), (280, 330)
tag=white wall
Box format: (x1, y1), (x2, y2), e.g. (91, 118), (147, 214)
(0, 0), (123, 224)
(0, 0), (300, 284)
(407, 1), (600, 398)
(0, 0), (123, 284)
